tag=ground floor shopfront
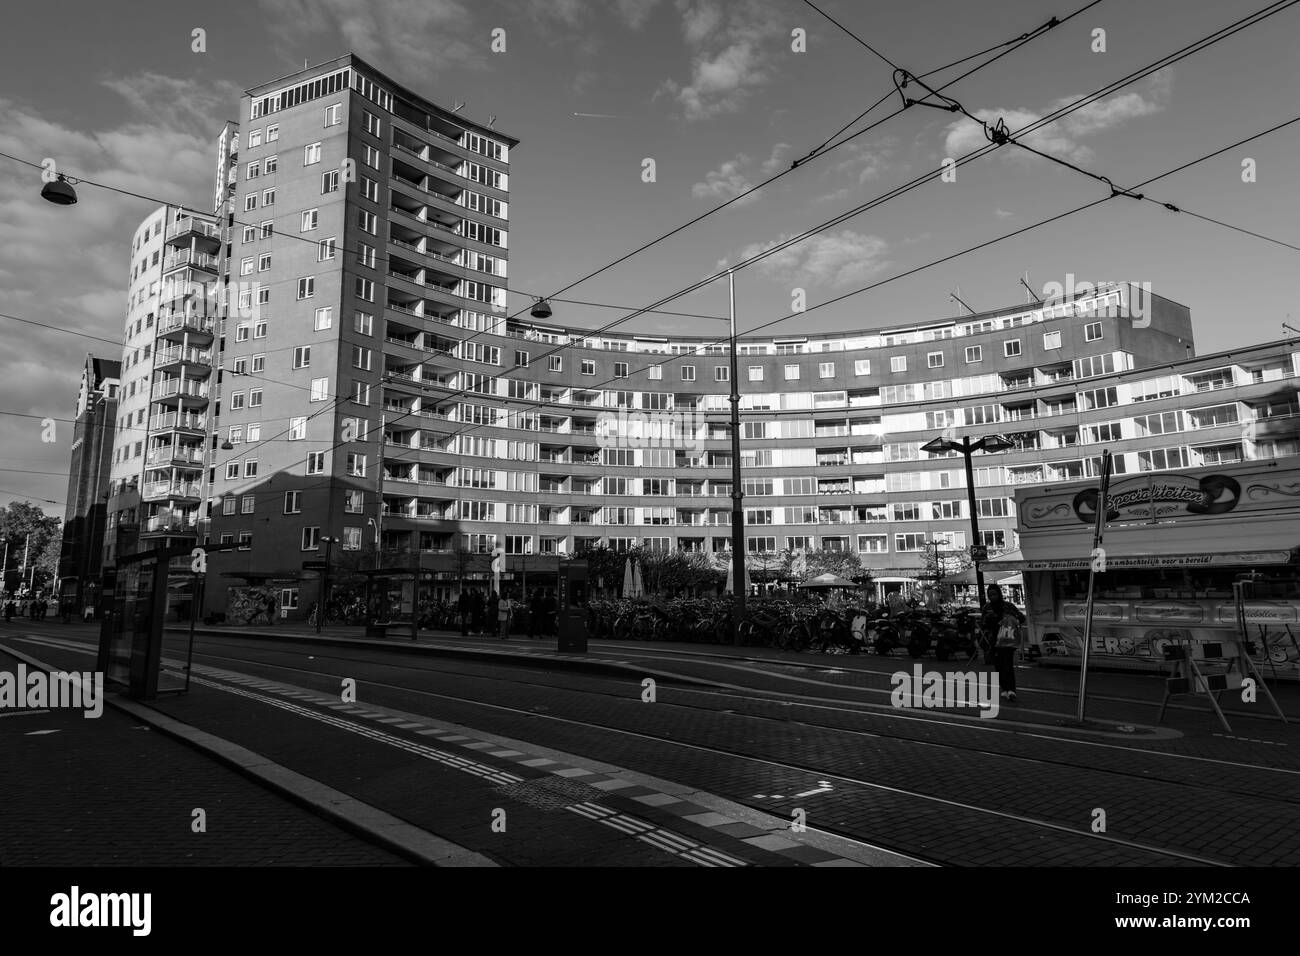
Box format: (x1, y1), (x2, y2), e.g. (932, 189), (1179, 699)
(993, 461), (1300, 680)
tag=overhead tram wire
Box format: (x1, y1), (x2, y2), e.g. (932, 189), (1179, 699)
(406, 106), (1300, 458)
(0, 1), (1097, 460)
(244, 106), (1300, 509)
(326, 1), (1109, 427)
(9, 0), (1289, 484)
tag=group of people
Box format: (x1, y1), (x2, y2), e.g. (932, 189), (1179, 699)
(455, 588), (559, 640)
(1, 595), (97, 624)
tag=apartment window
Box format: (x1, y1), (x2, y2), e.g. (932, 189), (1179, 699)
(260, 221), (273, 238)
(715, 366), (730, 382)
(344, 491), (365, 514)
(261, 188), (276, 206)
(266, 125), (279, 142)
(681, 365), (695, 382)
(357, 209), (377, 235)
(817, 362), (835, 378)
(227, 425), (244, 445)
(548, 355), (562, 372)
(293, 346), (311, 369)
(318, 237), (337, 261)
(784, 365), (800, 381)
(352, 382), (370, 405)
(243, 459), (259, 478)
(346, 453), (367, 477)
(241, 225), (256, 243)
(306, 452), (325, 475)
(355, 277), (374, 302)
(222, 497), (237, 516)
(243, 194), (257, 212)
(748, 366), (764, 381)
(264, 155), (277, 174)
(229, 392), (246, 411)
(1084, 322), (1103, 342)
(288, 417), (307, 440)
(239, 257), (254, 276)
(301, 527), (320, 551)
(964, 345), (982, 363)
(515, 350), (530, 368)
(248, 129), (263, 148)
(240, 495), (255, 515)
(284, 490), (302, 514)
(361, 177), (379, 202)
(324, 103), (341, 127)
(297, 277), (315, 300)
(352, 346), (372, 371)
(249, 388), (263, 407)
(854, 359), (871, 376)
(303, 143), (322, 165)
(890, 356), (907, 373)
(301, 209), (318, 232)
(363, 110), (381, 136)
(232, 357), (249, 375)
(1004, 339), (1022, 357)
(362, 144), (380, 169)
(322, 169), (340, 193)
(1043, 330), (1062, 349)
(309, 377), (328, 401)
(614, 362), (629, 378)
(927, 352), (944, 369)
(225, 462), (239, 480)
(581, 360), (595, 376)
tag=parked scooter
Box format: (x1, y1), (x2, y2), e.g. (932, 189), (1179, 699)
(934, 607), (983, 661)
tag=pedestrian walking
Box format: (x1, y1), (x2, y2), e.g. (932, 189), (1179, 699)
(457, 589), (471, 636)
(528, 589), (544, 640)
(542, 589), (557, 637)
(83, 602), (94, 623)
(470, 590), (485, 635)
(982, 584), (1027, 703)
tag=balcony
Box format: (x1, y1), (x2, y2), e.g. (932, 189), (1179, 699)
(156, 313), (215, 341)
(143, 481), (203, 502)
(165, 217), (221, 246)
(149, 412), (206, 435)
(163, 249), (219, 274)
(155, 345), (212, 369)
(141, 513), (198, 536)
(151, 378), (209, 402)
(145, 445), (205, 467)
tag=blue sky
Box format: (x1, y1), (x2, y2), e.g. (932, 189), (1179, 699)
(2, 0), (1299, 511)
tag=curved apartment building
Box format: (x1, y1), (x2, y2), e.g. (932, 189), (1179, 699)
(198, 55), (1300, 619)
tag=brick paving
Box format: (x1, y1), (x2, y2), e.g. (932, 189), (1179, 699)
(7, 622), (1300, 866)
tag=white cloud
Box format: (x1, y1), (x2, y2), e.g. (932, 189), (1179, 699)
(726, 229), (891, 288)
(995, 208), (1014, 219)
(692, 155), (753, 201)
(942, 68), (1174, 164)
(663, 0), (786, 121)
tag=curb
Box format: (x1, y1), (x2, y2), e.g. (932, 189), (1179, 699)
(166, 625), (725, 689)
(1, 643), (497, 868)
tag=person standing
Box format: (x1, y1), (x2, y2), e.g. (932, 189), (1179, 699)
(470, 589), (485, 636)
(497, 592), (511, 640)
(542, 589), (557, 637)
(982, 584), (1026, 703)
(457, 589), (471, 636)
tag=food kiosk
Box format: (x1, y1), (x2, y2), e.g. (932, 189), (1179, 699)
(995, 461), (1300, 681)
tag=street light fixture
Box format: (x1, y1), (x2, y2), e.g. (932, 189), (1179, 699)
(41, 174), (78, 206)
(921, 433), (1014, 609)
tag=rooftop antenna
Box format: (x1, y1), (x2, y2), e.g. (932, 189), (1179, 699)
(451, 101), (466, 113)
(1283, 316), (1300, 337)
(304, 59), (309, 69)
(1019, 271), (1042, 304)
(950, 287), (976, 316)
(487, 114), (497, 128)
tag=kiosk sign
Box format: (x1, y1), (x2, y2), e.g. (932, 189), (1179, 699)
(1073, 473), (1241, 524)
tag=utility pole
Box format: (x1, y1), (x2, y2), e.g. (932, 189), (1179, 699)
(727, 270), (746, 643)
(316, 536), (336, 634)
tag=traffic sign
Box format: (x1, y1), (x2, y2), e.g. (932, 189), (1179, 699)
(969, 545), (989, 562)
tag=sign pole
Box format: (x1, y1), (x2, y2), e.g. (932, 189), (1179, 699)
(1077, 449), (1113, 723)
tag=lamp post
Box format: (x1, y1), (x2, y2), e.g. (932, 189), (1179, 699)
(920, 433), (1014, 610)
(316, 536), (337, 634)
(726, 270), (746, 644)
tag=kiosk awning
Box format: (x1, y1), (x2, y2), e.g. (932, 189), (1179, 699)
(990, 549), (1293, 572)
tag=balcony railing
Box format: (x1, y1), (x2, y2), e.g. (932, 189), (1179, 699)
(156, 313), (215, 336)
(152, 379), (209, 401)
(146, 446), (205, 466)
(166, 217), (220, 242)
(143, 481), (202, 501)
(155, 346), (212, 366)
(149, 412), (206, 432)
(163, 249), (220, 272)
(143, 513), (198, 534)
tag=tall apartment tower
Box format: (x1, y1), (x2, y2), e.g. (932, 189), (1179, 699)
(204, 55), (516, 617)
(59, 354), (120, 606)
(103, 204), (222, 568)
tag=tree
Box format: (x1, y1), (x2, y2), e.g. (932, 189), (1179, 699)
(0, 502), (61, 592)
(802, 547), (865, 582)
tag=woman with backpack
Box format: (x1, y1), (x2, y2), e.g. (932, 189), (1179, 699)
(982, 584), (1026, 703)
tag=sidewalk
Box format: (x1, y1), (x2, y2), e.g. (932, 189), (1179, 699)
(0, 644), (413, 867)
